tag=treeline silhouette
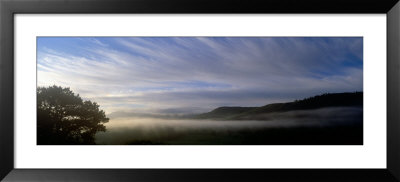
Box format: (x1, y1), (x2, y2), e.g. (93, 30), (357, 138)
(194, 92), (363, 119)
(37, 85), (109, 145)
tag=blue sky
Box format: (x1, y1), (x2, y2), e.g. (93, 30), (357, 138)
(37, 37), (363, 115)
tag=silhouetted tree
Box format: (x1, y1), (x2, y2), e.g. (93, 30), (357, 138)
(37, 85), (109, 145)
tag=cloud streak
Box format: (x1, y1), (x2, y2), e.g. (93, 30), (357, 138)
(37, 37), (363, 114)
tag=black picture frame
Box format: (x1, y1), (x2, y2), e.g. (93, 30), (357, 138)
(1, 0), (399, 181)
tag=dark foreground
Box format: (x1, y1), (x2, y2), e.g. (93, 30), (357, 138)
(124, 125), (362, 145)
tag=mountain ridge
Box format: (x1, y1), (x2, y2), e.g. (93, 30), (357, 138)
(192, 92), (363, 120)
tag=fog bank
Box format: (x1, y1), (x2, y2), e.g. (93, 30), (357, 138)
(95, 107), (362, 145)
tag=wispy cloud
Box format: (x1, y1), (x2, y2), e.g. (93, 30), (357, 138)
(37, 37), (363, 114)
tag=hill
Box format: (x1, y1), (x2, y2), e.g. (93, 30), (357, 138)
(193, 106), (257, 119)
(192, 92), (363, 120)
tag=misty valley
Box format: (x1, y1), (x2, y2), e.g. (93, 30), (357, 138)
(95, 107), (362, 145)
(95, 93), (363, 145)
(38, 86), (363, 145)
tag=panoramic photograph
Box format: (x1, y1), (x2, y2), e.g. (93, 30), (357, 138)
(37, 37), (363, 145)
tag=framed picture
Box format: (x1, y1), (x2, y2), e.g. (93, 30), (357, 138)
(1, 0), (399, 181)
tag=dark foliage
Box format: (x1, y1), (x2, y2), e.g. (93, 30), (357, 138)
(37, 85), (109, 145)
(249, 92), (363, 114)
(194, 92), (363, 120)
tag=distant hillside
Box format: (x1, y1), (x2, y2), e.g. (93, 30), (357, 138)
(194, 107), (257, 119)
(192, 92), (363, 120)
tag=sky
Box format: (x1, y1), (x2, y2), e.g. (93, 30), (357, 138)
(37, 37), (363, 116)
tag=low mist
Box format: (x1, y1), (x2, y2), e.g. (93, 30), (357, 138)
(95, 107), (362, 145)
